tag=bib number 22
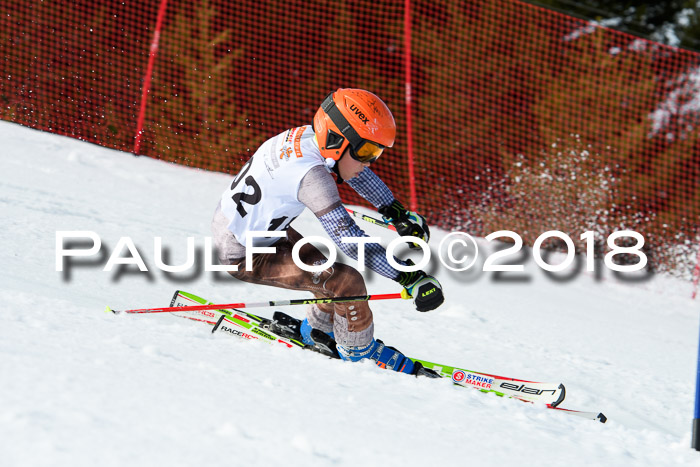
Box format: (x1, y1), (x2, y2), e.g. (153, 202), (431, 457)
(229, 159), (294, 231)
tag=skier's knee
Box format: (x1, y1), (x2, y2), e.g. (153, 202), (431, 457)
(331, 263), (366, 296)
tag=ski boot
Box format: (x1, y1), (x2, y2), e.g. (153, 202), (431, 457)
(266, 312), (339, 359)
(337, 339), (441, 378)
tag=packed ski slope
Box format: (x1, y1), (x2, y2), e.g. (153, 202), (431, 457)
(1, 120), (699, 466)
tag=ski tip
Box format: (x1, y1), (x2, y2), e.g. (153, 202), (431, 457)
(597, 413), (607, 424)
(105, 306), (120, 315)
(551, 383), (566, 408)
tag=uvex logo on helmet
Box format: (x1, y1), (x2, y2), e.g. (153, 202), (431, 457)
(313, 88), (396, 162)
(349, 104), (369, 124)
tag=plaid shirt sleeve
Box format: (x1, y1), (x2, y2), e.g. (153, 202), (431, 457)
(345, 168), (395, 209)
(317, 205), (405, 280)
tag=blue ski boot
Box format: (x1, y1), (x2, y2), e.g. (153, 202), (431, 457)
(268, 313), (338, 358)
(337, 339), (440, 377)
(299, 317), (334, 346)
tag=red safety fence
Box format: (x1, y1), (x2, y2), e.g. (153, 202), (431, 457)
(2, 0), (699, 282)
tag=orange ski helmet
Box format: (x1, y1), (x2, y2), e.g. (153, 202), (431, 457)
(313, 88), (396, 163)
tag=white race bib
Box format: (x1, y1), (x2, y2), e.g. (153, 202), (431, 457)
(220, 126), (327, 246)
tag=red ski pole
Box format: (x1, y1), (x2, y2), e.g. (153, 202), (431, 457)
(107, 292), (407, 315)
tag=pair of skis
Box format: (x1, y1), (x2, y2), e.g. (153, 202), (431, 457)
(106, 209), (605, 422)
(145, 290), (605, 423)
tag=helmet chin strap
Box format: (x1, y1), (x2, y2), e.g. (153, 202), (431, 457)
(316, 131), (345, 184)
(325, 155), (344, 185)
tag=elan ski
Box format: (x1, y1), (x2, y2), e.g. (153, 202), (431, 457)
(164, 290), (605, 422)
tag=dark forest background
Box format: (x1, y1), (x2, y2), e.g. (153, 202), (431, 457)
(528, 1), (700, 51)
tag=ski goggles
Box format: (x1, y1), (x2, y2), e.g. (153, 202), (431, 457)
(349, 140), (384, 163)
(321, 93), (385, 163)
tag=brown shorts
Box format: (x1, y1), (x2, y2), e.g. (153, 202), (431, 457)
(215, 219), (374, 347)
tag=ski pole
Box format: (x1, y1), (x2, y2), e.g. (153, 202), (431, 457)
(106, 292), (406, 315)
(345, 207), (397, 232)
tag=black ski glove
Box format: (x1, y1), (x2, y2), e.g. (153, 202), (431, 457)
(397, 269), (444, 312)
(379, 200), (430, 249)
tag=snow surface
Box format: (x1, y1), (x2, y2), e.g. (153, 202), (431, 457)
(1, 120), (699, 466)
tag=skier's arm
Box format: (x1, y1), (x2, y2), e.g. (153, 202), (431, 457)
(318, 206), (443, 311)
(298, 166), (405, 280)
(318, 205), (407, 280)
(298, 166), (444, 311)
(347, 168), (430, 250)
(345, 167), (395, 209)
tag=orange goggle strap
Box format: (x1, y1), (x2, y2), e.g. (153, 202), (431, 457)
(321, 92), (384, 162)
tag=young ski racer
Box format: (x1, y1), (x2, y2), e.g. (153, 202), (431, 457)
(211, 88), (445, 375)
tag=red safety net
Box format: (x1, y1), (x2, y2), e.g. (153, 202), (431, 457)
(2, 0), (699, 279)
